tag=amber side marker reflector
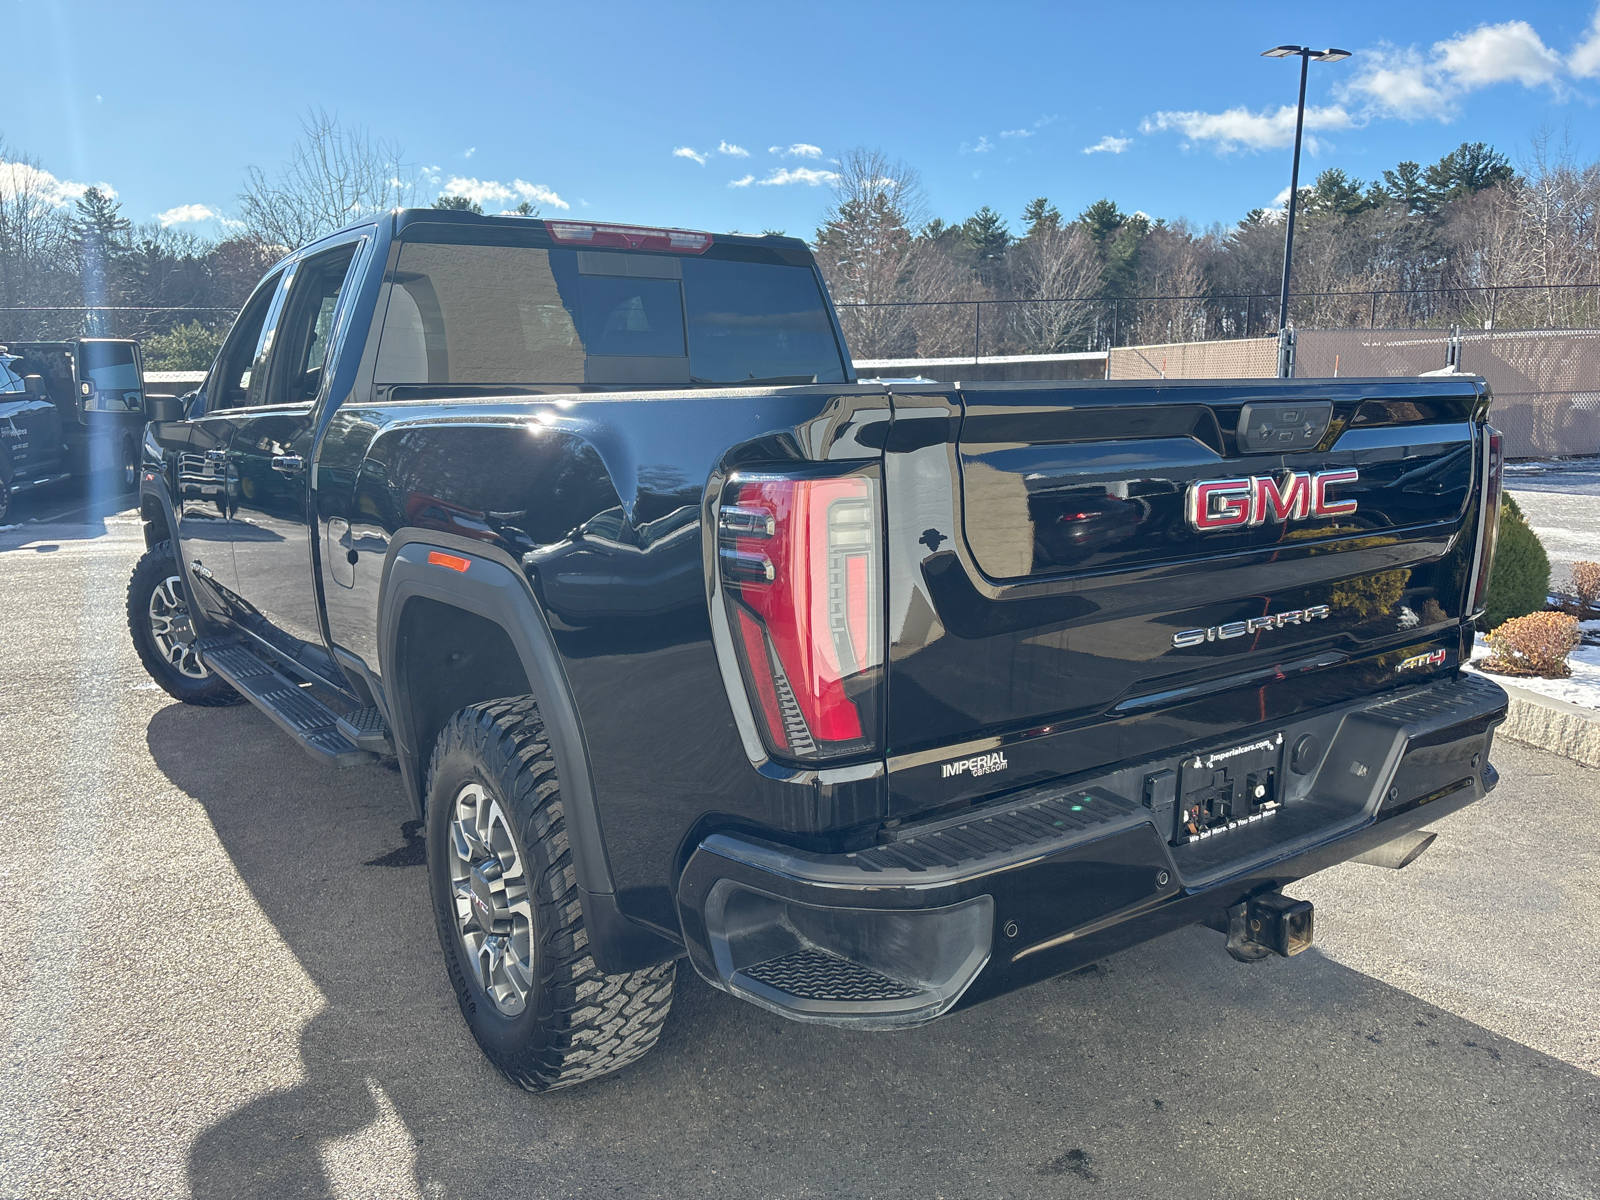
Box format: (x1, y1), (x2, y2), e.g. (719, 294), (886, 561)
(427, 550), (471, 573)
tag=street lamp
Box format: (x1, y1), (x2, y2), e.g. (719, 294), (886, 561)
(1263, 44), (1351, 377)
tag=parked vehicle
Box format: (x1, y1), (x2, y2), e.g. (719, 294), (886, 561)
(0, 338), (169, 511)
(127, 209), (1508, 1091)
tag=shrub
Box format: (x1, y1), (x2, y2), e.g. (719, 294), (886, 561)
(1479, 495), (1550, 631)
(141, 320), (225, 371)
(1565, 560), (1600, 618)
(1480, 611), (1580, 678)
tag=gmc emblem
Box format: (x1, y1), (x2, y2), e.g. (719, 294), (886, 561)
(1186, 469), (1358, 531)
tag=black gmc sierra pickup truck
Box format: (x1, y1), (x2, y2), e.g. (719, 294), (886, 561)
(127, 209), (1508, 1091)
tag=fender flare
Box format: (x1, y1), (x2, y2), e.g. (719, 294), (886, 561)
(137, 475), (215, 631)
(377, 531), (682, 970)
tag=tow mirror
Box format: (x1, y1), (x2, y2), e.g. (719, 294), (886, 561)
(144, 394), (184, 422)
(22, 374), (44, 398)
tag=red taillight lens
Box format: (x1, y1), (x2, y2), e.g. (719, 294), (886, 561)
(544, 220), (713, 253)
(1468, 426), (1504, 619)
(719, 471), (883, 761)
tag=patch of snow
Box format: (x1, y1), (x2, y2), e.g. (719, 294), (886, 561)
(1468, 633), (1600, 711)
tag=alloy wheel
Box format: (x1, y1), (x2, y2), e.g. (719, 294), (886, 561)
(448, 782), (536, 1015)
(148, 575), (208, 679)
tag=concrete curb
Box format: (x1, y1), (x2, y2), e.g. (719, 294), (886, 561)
(1492, 679), (1600, 768)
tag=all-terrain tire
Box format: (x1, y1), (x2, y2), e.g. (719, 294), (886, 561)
(426, 697), (676, 1092)
(126, 540), (244, 706)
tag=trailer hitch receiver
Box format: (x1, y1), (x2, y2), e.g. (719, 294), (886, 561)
(1221, 892), (1314, 962)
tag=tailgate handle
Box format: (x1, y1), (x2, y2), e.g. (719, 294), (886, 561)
(1237, 401), (1332, 454)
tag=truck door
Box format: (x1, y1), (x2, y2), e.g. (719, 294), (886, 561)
(226, 240), (362, 657)
(171, 268), (287, 623)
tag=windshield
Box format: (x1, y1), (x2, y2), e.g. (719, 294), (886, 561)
(373, 239), (845, 388)
(0, 355), (22, 393)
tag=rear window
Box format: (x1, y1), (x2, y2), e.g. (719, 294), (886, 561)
(374, 239), (845, 388)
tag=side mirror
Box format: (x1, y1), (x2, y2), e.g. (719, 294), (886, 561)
(144, 394), (184, 422)
(22, 374), (44, 398)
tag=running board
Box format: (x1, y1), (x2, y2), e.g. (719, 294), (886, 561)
(196, 638), (375, 769)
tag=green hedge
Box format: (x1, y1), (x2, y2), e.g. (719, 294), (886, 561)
(1480, 494), (1550, 631)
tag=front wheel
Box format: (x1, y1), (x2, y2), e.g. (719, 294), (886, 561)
(125, 541), (242, 706)
(426, 697), (676, 1092)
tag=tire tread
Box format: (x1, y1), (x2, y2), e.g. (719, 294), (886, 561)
(427, 696), (675, 1092)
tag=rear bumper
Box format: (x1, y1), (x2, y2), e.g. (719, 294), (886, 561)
(676, 672), (1508, 1028)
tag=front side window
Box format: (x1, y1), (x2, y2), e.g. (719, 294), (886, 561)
(211, 271), (284, 409)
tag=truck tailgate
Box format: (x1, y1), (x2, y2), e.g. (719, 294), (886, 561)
(882, 378), (1489, 819)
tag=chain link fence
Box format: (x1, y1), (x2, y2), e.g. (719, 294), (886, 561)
(837, 283), (1600, 361)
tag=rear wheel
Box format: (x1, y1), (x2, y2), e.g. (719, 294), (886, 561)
(125, 540), (242, 706)
(117, 432), (138, 492)
(426, 696), (676, 1092)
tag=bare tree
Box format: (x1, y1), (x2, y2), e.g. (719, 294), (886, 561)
(814, 148), (927, 359)
(238, 108), (415, 253)
(0, 143), (78, 336)
(1009, 224), (1103, 351)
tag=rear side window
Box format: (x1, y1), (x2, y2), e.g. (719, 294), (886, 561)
(374, 237), (844, 387)
(681, 258), (841, 384)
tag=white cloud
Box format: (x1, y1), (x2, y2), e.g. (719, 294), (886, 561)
(1141, 104), (1352, 152)
(156, 203), (222, 227)
(1083, 135), (1132, 155)
(961, 136), (995, 154)
(768, 143), (823, 158)
(760, 167), (838, 186)
(1574, 8), (1600, 77)
(733, 167), (838, 188)
(673, 146), (708, 165)
(1437, 21), (1562, 87)
(717, 141), (749, 158)
(464, 147), (476, 158)
(441, 176), (569, 210)
(1000, 128), (1033, 139)
(1343, 21), (1565, 120)
(0, 159), (114, 206)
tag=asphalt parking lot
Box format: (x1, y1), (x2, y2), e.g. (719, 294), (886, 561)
(1, 484), (1597, 1200)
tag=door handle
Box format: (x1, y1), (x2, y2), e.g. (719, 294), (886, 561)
(205, 448), (228, 462)
(271, 454), (304, 474)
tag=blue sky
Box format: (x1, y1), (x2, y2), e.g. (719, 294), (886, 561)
(5, 1), (1599, 243)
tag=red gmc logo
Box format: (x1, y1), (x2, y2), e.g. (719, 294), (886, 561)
(1186, 469), (1359, 531)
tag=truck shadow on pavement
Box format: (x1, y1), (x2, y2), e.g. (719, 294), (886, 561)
(146, 702), (1600, 1200)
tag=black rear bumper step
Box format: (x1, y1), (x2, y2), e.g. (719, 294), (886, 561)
(197, 638), (375, 769)
(677, 671), (1508, 1027)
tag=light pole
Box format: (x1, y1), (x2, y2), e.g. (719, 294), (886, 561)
(1263, 44), (1350, 377)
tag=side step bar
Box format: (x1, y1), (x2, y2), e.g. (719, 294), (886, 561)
(196, 638), (375, 769)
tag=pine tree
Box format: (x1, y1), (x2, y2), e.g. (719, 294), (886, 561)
(1380, 161), (1430, 213)
(1076, 199), (1127, 247)
(1424, 143), (1514, 207)
(961, 206), (1012, 289)
(431, 194), (483, 214)
(71, 187), (131, 334)
(1021, 197), (1061, 238)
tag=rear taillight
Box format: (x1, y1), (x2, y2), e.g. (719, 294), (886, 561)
(1468, 426), (1504, 619)
(719, 470), (883, 761)
(544, 220), (712, 253)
